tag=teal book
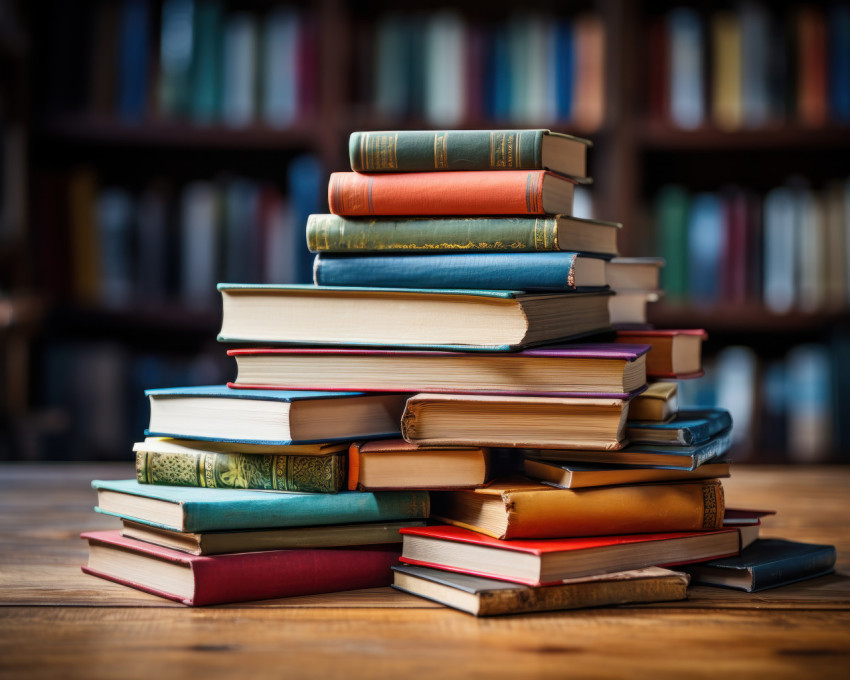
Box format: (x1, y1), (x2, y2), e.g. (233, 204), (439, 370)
(626, 408), (733, 446)
(92, 479), (430, 532)
(656, 186), (689, 302)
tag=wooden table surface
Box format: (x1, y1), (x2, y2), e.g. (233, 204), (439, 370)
(1, 463), (849, 679)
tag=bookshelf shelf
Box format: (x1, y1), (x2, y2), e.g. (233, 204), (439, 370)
(638, 122), (850, 151)
(46, 304), (221, 341)
(648, 304), (850, 335)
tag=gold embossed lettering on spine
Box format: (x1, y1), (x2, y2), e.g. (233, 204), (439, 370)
(135, 450), (346, 493)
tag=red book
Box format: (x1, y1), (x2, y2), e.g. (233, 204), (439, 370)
(399, 524), (751, 587)
(81, 530), (400, 606)
(327, 171), (577, 217)
(615, 329), (707, 379)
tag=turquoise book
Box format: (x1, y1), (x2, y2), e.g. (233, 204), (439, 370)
(626, 408), (733, 446)
(92, 479), (430, 532)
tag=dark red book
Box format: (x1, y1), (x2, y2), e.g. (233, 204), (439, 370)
(615, 329), (707, 379)
(81, 530), (400, 606)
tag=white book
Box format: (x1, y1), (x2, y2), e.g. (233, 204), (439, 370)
(715, 346), (757, 448)
(222, 12), (258, 127)
(262, 7), (299, 127)
(424, 11), (465, 125)
(180, 182), (219, 308)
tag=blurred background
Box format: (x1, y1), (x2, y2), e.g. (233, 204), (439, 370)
(1, 0), (849, 463)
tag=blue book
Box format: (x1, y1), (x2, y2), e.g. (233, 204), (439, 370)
(682, 539), (836, 592)
(829, 4), (850, 123)
(626, 408), (733, 446)
(488, 25), (512, 120)
(190, 0), (223, 123)
(554, 19), (574, 120)
(287, 155), (324, 283)
(117, 0), (150, 121)
(687, 193), (724, 304)
(93, 479), (429, 532)
(313, 252), (609, 292)
(145, 385), (408, 444)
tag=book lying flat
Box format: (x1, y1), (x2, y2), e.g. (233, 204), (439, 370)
(523, 459), (731, 489)
(401, 394), (629, 450)
(626, 408), (733, 446)
(218, 284), (612, 351)
(392, 565), (689, 617)
(430, 478), (725, 539)
(615, 329), (707, 378)
(606, 257), (665, 292)
(82, 530), (401, 606)
(628, 382), (678, 421)
(682, 539), (836, 592)
(399, 524), (756, 586)
(145, 385), (408, 445)
(348, 439), (490, 491)
(609, 291), (661, 328)
(121, 519), (426, 556)
(92, 479), (430, 532)
(228, 344), (649, 398)
(312, 252), (609, 292)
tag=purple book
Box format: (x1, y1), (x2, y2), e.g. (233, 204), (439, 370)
(227, 344), (650, 398)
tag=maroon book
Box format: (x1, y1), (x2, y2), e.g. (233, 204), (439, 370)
(81, 530), (400, 606)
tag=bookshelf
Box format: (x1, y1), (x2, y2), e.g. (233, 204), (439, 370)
(5, 0), (850, 461)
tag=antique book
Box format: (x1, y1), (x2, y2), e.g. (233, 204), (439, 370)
(133, 439), (346, 494)
(429, 478), (725, 539)
(606, 257), (665, 291)
(121, 519), (425, 555)
(145, 385), (407, 444)
(628, 382), (678, 421)
(81, 530), (400, 606)
(228, 344), (648, 398)
(608, 291), (660, 327)
(392, 565), (689, 617)
(312, 252), (608, 292)
(92, 479), (429, 532)
(348, 130), (591, 179)
(523, 459), (731, 489)
(626, 408), (733, 446)
(402, 394), (628, 450)
(327, 170), (577, 217)
(399, 524), (755, 586)
(305, 213), (621, 257)
(218, 284), (611, 351)
(348, 439), (489, 491)
(615, 329), (707, 378)
(682, 539), (836, 592)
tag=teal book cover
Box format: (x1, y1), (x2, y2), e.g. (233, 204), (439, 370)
(627, 408), (733, 446)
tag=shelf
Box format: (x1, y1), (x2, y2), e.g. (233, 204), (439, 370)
(638, 122), (850, 151)
(647, 303), (850, 334)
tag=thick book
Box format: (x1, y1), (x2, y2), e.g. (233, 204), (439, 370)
(615, 329), (707, 378)
(218, 284), (612, 351)
(392, 565), (689, 617)
(81, 530), (400, 606)
(144, 385), (408, 445)
(682, 539), (836, 592)
(312, 252), (608, 292)
(227, 344), (649, 398)
(429, 478), (725, 540)
(92, 479), (430, 533)
(121, 519), (425, 556)
(402, 394), (628, 450)
(133, 439), (346, 494)
(523, 459), (731, 489)
(327, 171), (577, 217)
(626, 408), (733, 446)
(608, 291), (660, 328)
(517, 428), (733, 470)
(305, 213), (621, 257)
(348, 439), (490, 491)
(629, 382), (678, 421)
(606, 257), (664, 292)
(348, 130), (591, 179)
(399, 524), (751, 586)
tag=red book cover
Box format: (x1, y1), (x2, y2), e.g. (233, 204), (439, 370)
(327, 171), (573, 216)
(81, 530), (400, 606)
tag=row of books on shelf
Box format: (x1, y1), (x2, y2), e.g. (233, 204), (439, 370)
(653, 3), (850, 129)
(655, 177), (850, 312)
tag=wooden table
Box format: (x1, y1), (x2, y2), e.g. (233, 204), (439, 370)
(2, 463), (849, 679)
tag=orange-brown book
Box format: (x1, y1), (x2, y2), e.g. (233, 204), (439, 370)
(430, 478), (725, 540)
(328, 171), (576, 217)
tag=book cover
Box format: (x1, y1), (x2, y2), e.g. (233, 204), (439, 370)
(81, 530), (401, 606)
(655, 186), (690, 302)
(615, 329), (707, 379)
(523, 459), (731, 490)
(626, 408), (733, 446)
(92, 479), (430, 532)
(117, 0), (150, 122)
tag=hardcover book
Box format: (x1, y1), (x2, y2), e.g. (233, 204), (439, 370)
(81, 530), (401, 606)
(523, 459), (731, 489)
(218, 284), (612, 351)
(327, 170), (577, 217)
(227, 344), (649, 398)
(92, 479), (430, 532)
(606, 257), (665, 291)
(628, 382), (679, 421)
(392, 565), (689, 617)
(429, 478), (725, 539)
(145, 385), (408, 445)
(626, 408), (733, 446)
(615, 329), (707, 378)
(312, 252), (608, 292)
(348, 130), (591, 179)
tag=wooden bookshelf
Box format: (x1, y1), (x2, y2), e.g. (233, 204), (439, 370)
(637, 122), (850, 151)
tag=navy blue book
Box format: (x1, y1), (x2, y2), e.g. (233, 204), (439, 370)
(145, 385), (408, 444)
(626, 408), (733, 446)
(118, 0), (150, 121)
(682, 539), (836, 592)
(313, 252), (608, 292)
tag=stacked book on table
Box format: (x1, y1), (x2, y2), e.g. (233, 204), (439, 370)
(82, 129), (835, 613)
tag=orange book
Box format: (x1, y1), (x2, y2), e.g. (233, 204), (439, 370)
(797, 6), (828, 127)
(328, 171), (576, 217)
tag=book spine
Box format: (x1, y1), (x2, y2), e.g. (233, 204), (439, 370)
(748, 546), (836, 591)
(313, 252), (589, 291)
(348, 130), (544, 172)
(328, 171), (548, 217)
(306, 214), (561, 253)
(136, 449), (345, 493)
